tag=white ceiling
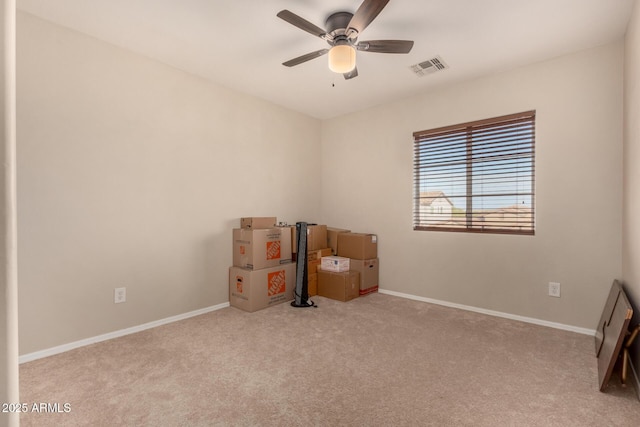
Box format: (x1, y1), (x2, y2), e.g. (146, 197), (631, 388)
(17, 0), (635, 119)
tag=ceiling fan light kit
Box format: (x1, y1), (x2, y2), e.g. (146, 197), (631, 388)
(328, 45), (356, 73)
(277, 0), (413, 80)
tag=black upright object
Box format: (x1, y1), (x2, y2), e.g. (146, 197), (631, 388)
(291, 222), (316, 308)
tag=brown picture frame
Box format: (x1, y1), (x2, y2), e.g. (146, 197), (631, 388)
(595, 280), (633, 391)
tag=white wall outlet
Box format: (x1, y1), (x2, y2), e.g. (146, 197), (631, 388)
(548, 282), (561, 298)
(114, 287), (126, 304)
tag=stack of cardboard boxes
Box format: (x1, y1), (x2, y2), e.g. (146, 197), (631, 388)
(229, 217), (296, 312)
(317, 229), (379, 302)
(228, 219), (380, 311)
(337, 232), (379, 296)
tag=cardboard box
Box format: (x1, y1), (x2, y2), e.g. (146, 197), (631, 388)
(308, 225), (328, 251)
(233, 228), (292, 270)
(318, 270), (360, 302)
(349, 258), (379, 295)
(327, 227), (351, 255)
(337, 232), (378, 260)
(240, 217), (277, 229)
(320, 256), (350, 272)
(229, 263), (296, 312)
(307, 248), (332, 262)
(292, 224), (328, 252)
(278, 225), (295, 257)
(308, 258), (320, 275)
(308, 273), (318, 297)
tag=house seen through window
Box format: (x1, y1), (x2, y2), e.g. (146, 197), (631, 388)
(413, 111), (535, 235)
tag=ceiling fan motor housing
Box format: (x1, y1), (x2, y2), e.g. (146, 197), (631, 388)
(325, 12), (354, 40)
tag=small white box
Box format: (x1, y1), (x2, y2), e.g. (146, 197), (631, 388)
(320, 256), (350, 272)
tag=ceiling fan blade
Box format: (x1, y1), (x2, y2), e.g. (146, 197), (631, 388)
(343, 67), (358, 80)
(356, 40), (414, 54)
(283, 49), (329, 67)
(347, 0), (390, 38)
(277, 10), (327, 38)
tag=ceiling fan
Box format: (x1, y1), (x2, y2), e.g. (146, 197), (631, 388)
(277, 0), (414, 80)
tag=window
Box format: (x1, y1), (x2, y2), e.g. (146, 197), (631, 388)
(413, 111), (535, 235)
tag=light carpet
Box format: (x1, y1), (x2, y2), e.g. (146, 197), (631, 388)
(19, 293), (640, 426)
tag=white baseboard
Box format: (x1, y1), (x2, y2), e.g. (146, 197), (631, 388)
(19, 302), (230, 364)
(378, 288), (596, 336)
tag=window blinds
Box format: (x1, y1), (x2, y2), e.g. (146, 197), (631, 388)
(413, 111), (535, 235)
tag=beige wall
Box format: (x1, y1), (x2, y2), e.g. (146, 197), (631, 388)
(623, 0), (640, 387)
(17, 12), (321, 354)
(2, 1), (19, 426)
(321, 42), (624, 330)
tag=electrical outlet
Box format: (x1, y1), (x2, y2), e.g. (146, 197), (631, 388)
(114, 287), (126, 304)
(548, 282), (561, 298)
